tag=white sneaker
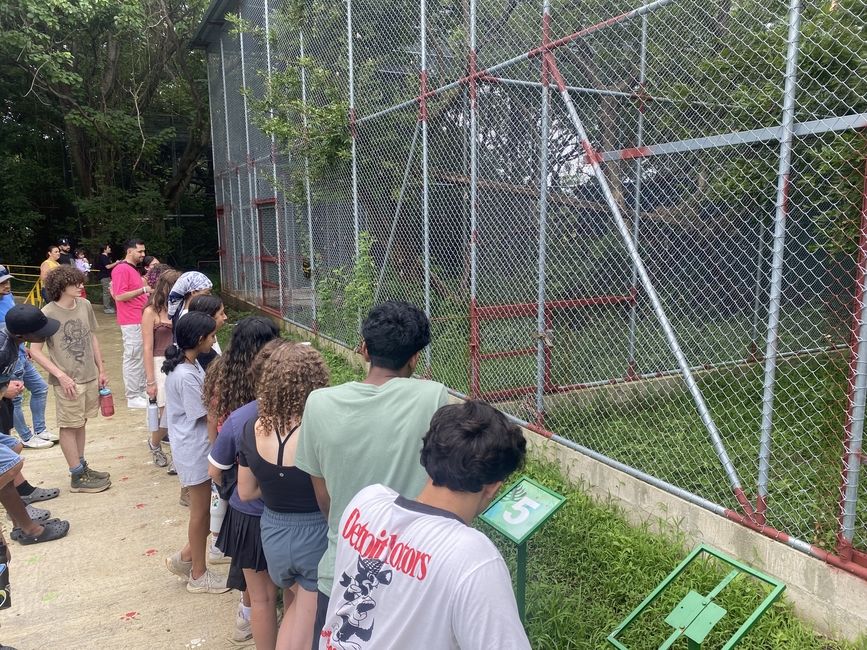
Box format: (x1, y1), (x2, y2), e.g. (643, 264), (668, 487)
(186, 568), (230, 594)
(231, 601), (253, 644)
(127, 397), (148, 409)
(208, 535), (230, 565)
(21, 436), (53, 449)
(35, 430), (60, 442)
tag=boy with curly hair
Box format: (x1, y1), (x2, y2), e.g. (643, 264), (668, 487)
(24, 266), (111, 493)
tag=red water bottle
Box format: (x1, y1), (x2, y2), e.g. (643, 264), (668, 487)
(99, 387), (115, 417)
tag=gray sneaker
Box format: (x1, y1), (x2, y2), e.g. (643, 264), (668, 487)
(70, 470), (111, 493)
(82, 463), (110, 480)
(186, 568), (230, 594)
(166, 551), (193, 579)
(148, 442), (168, 467)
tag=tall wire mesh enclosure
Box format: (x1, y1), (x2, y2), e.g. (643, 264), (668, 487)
(196, 0), (867, 578)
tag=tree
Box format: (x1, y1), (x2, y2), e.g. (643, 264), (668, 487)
(0, 0), (215, 264)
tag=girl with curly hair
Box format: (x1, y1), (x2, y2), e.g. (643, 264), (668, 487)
(141, 268), (182, 469)
(163, 311), (229, 594)
(201, 316), (280, 566)
(237, 343), (329, 650)
(208, 338), (287, 646)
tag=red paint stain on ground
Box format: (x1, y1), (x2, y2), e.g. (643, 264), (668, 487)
(116, 455), (126, 460)
(134, 503), (146, 509)
(143, 549), (157, 557)
(121, 476), (129, 481)
(121, 611), (139, 621)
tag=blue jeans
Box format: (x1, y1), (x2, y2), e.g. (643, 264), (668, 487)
(11, 356), (48, 441)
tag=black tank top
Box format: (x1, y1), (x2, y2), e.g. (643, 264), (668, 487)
(238, 418), (319, 513)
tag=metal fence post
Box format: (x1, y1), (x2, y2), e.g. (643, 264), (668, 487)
(239, 8), (261, 306)
(535, 0), (551, 423)
(546, 52), (756, 518)
(300, 31), (318, 332)
(756, 0), (803, 525)
(219, 36), (243, 296)
(205, 50), (223, 289)
(468, 0), (480, 399)
(421, 0), (431, 370)
(347, 0), (360, 256)
(838, 161), (867, 560)
(625, 5), (648, 380)
(263, 0), (285, 317)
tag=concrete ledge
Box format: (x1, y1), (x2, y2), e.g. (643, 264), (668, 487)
(526, 433), (867, 642)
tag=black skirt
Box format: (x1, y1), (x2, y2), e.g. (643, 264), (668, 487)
(216, 503), (268, 573)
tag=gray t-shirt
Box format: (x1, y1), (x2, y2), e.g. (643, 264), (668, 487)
(295, 377), (449, 595)
(41, 299), (99, 385)
(164, 360), (210, 487)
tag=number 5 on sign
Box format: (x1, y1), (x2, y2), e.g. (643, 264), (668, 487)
(503, 497), (541, 525)
(481, 477), (566, 545)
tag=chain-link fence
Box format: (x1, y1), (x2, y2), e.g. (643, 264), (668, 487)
(197, 0), (867, 579)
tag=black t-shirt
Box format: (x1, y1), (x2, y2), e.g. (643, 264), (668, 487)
(58, 252), (73, 266)
(238, 418), (319, 513)
(95, 253), (114, 280)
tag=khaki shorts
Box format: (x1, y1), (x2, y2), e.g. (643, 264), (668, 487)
(53, 380), (99, 428)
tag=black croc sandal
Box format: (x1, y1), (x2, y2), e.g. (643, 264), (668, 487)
(20, 487), (61, 505)
(15, 519), (70, 545)
(10, 518), (60, 541)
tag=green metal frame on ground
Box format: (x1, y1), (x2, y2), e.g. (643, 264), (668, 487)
(607, 544), (786, 650)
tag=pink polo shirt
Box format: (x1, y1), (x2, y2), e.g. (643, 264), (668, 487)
(111, 261), (147, 325)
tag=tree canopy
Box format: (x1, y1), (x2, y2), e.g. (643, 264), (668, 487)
(0, 0), (215, 265)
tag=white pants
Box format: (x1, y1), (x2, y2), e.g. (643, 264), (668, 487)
(120, 324), (146, 400)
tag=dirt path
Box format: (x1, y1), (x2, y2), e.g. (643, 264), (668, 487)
(3, 310), (242, 649)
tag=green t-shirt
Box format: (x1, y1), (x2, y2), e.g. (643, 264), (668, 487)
(295, 376), (449, 594)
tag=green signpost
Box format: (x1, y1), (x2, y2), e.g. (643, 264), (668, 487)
(607, 544), (786, 650)
(480, 476), (566, 623)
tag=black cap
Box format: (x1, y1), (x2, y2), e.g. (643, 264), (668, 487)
(58, 238), (70, 245)
(5, 304), (60, 339)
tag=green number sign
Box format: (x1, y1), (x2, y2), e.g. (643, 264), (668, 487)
(481, 476), (566, 545)
(480, 476), (566, 623)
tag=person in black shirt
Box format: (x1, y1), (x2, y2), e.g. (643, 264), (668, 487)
(94, 243), (119, 314)
(57, 238), (74, 266)
(237, 343), (330, 650)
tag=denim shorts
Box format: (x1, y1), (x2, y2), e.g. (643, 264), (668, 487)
(260, 508), (327, 592)
(0, 433), (21, 451)
(0, 434), (22, 476)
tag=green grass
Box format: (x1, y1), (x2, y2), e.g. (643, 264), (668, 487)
(488, 461), (862, 650)
(545, 352), (864, 552)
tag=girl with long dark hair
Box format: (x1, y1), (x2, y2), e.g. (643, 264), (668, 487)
(163, 311), (229, 594)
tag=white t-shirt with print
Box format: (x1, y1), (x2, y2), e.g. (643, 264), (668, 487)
(320, 484), (531, 650)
